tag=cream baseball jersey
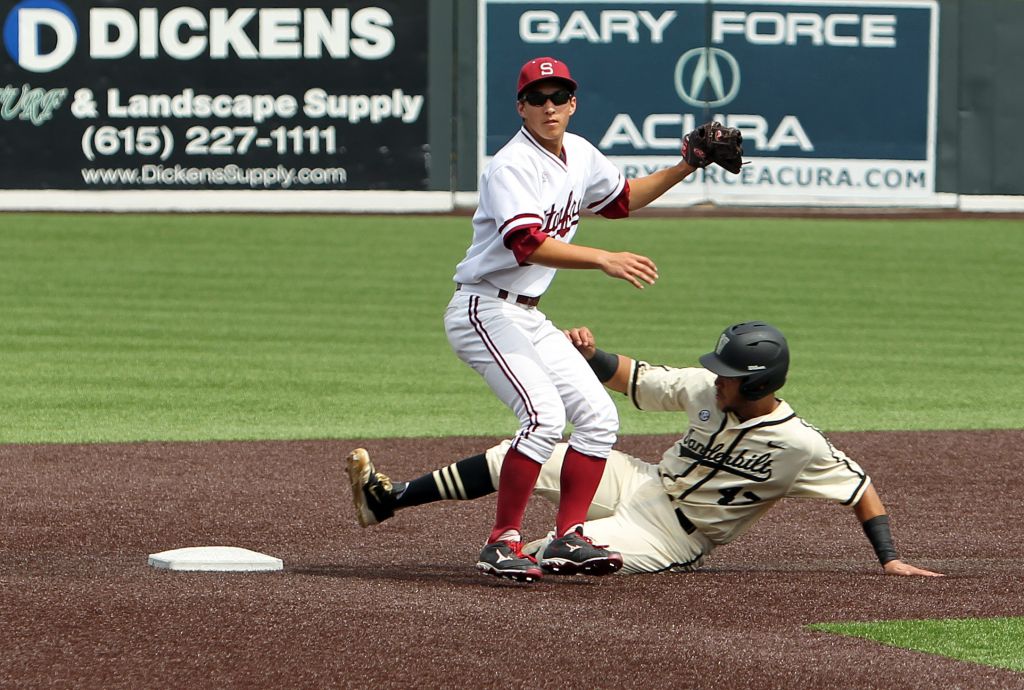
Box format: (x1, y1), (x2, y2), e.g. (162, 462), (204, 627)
(453, 127), (626, 297)
(628, 363), (871, 546)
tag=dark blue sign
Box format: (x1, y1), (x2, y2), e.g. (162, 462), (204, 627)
(484, 1), (936, 166)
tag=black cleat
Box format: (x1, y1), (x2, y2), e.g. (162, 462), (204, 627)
(540, 528), (624, 576)
(345, 448), (397, 527)
(476, 540), (543, 583)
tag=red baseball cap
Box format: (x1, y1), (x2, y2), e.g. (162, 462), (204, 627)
(516, 57), (578, 97)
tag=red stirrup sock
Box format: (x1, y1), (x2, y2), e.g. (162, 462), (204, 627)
(488, 446), (543, 544)
(555, 447), (607, 537)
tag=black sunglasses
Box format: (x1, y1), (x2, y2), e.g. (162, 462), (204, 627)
(519, 89), (573, 107)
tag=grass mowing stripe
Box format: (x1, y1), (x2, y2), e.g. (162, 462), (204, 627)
(1, 213), (1021, 443)
(808, 617), (1024, 672)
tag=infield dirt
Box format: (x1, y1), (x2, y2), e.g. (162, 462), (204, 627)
(2, 430), (1023, 688)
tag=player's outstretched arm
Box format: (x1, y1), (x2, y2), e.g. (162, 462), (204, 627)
(625, 121), (744, 210)
(528, 240), (658, 289)
(853, 485), (944, 577)
(627, 161), (697, 211)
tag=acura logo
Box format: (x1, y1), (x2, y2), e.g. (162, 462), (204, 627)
(674, 47), (740, 108)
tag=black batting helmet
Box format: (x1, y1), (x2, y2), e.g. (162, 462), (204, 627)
(698, 322), (789, 400)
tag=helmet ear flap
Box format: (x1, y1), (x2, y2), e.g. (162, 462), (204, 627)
(739, 372), (776, 400)
(739, 376), (763, 400)
(738, 364), (788, 400)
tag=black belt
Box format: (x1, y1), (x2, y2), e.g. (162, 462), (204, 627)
(675, 507), (697, 535)
(457, 283), (541, 308)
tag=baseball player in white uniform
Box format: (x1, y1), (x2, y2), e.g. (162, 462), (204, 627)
(432, 56), (713, 582)
(345, 321), (942, 578)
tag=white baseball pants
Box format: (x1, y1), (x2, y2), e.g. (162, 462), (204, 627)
(444, 290), (618, 462)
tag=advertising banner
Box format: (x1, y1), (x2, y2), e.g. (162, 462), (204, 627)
(1, 0), (428, 195)
(482, 0), (940, 205)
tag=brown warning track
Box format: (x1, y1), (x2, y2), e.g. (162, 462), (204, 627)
(2, 430), (1023, 688)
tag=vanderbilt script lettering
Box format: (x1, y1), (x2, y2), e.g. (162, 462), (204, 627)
(678, 429), (773, 478)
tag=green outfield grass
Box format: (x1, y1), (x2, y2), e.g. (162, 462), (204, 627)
(1, 212), (1021, 443)
(809, 617), (1024, 672)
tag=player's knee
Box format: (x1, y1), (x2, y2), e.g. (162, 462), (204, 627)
(533, 404), (567, 439)
(567, 403), (618, 457)
(573, 399), (619, 437)
(514, 410), (566, 461)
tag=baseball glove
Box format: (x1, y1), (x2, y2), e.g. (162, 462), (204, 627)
(681, 121), (744, 174)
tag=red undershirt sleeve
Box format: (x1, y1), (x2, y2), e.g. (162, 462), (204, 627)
(504, 225), (548, 265)
(596, 179), (631, 219)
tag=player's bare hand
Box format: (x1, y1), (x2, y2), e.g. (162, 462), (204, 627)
(563, 327), (596, 359)
(883, 559), (944, 577)
(600, 252), (658, 289)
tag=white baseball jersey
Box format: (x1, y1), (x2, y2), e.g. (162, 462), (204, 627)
(629, 362), (871, 546)
(453, 126), (625, 297)
(444, 126), (627, 464)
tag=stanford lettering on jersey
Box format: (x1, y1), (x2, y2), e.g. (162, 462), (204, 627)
(543, 190), (582, 238)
